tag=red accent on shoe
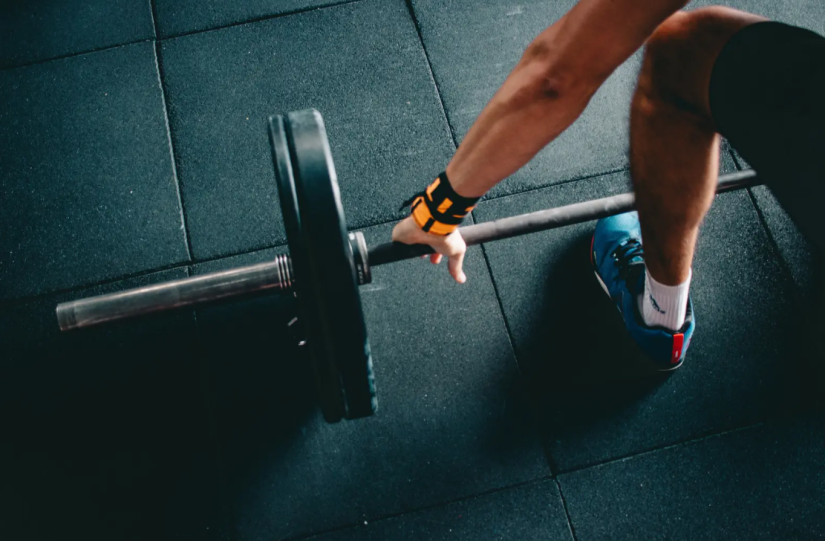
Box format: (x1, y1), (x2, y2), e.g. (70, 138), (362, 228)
(671, 333), (684, 364)
(590, 234), (596, 266)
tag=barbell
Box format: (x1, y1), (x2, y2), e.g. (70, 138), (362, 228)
(55, 109), (761, 423)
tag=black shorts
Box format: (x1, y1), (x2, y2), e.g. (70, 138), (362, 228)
(709, 21), (825, 252)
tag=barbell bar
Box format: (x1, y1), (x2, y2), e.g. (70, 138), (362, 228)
(56, 171), (760, 331)
(56, 168), (760, 330)
(55, 109), (761, 422)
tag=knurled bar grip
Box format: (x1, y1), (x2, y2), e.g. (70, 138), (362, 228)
(56, 254), (294, 331)
(368, 170), (760, 266)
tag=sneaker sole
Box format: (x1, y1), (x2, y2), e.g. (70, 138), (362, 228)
(590, 233), (684, 373)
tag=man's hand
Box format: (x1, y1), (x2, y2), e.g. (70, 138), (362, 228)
(391, 216), (467, 283)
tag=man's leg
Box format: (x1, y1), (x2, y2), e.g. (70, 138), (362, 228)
(630, 7), (765, 330)
(594, 7), (825, 368)
(702, 20), (825, 392)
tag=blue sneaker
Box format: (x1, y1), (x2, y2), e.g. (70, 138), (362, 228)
(590, 212), (695, 371)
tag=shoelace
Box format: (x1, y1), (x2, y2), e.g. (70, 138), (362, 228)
(611, 238), (646, 285)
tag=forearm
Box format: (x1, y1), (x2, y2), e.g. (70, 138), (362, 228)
(447, 0), (690, 198)
(446, 48), (598, 197)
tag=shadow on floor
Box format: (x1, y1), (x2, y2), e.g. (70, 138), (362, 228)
(509, 231), (679, 456)
(198, 293), (316, 428)
(0, 286), (335, 541)
(517, 230), (669, 388)
(796, 254), (825, 407)
(0, 302), (220, 540)
(510, 227), (820, 469)
(195, 293), (319, 503)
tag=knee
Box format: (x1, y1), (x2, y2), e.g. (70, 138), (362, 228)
(636, 6), (753, 115)
(640, 10), (707, 98)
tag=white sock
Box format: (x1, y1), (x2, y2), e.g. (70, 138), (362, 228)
(636, 268), (691, 331)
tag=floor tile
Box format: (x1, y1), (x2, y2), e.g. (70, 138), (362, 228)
(720, 139), (738, 174)
(474, 172), (807, 472)
(410, 0), (639, 197)
(0, 268), (222, 540)
(153, 0), (346, 37)
(750, 185), (818, 297)
(558, 416), (825, 541)
(159, 0), (454, 260)
(0, 0), (154, 69)
(194, 221), (549, 541)
(311, 480), (572, 541)
(0, 43), (189, 302)
(748, 184), (824, 397)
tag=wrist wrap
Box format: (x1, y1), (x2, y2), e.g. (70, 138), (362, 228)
(401, 172), (480, 236)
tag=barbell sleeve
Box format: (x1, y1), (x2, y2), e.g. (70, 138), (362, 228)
(367, 169), (760, 266)
(57, 254), (295, 331)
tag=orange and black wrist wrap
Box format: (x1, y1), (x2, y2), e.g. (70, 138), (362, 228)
(401, 172), (480, 236)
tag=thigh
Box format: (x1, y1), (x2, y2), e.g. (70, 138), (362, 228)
(710, 22), (825, 252)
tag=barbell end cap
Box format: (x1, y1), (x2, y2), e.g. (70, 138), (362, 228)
(56, 303), (78, 332)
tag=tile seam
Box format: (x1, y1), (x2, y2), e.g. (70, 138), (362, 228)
(555, 421), (765, 477)
(286, 475), (555, 541)
(157, 0), (362, 41)
(477, 240), (560, 475)
(152, 41), (195, 263)
(554, 478), (581, 541)
(0, 39), (153, 73)
(0, 1), (363, 72)
(475, 166), (631, 210)
(147, 0), (158, 39)
(403, 0), (459, 150)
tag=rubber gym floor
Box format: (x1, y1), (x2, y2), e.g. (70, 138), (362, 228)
(1, 1), (824, 539)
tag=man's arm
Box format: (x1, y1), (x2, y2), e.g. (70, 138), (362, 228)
(393, 0), (690, 283)
(447, 0), (691, 197)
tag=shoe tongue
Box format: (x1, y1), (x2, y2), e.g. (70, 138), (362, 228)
(625, 263), (646, 295)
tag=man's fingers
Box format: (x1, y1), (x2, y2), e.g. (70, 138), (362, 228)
(395, 217), (467, 282)
(447, 249), (466, 284)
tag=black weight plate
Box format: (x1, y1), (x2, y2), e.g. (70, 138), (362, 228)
(285, 109), (377, 420)
(268, 114), (346, 423)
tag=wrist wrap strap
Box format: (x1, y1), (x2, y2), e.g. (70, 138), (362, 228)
(401, 172), (480, 236)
